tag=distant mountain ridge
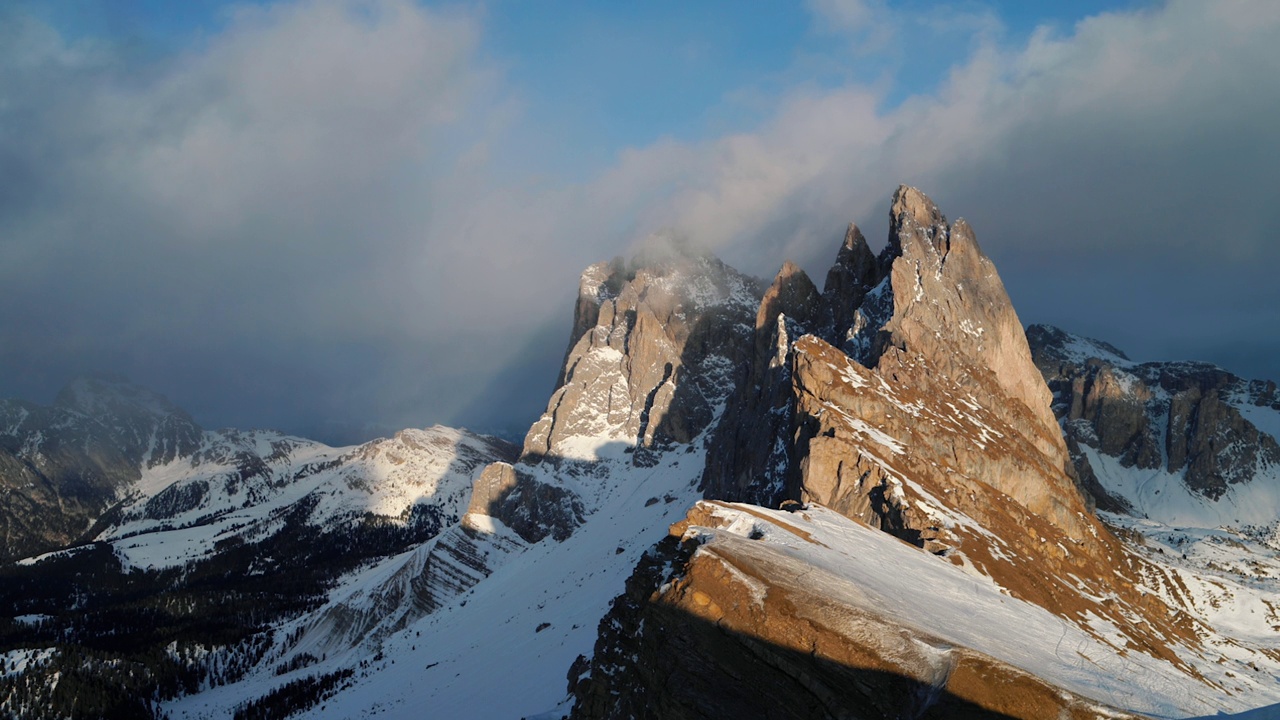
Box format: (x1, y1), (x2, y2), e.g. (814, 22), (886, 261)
(1029, 323), (1280, 526)
(0, 375), (204, 562)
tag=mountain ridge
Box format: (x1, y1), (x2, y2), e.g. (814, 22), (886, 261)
(3, 187), (1280, 719)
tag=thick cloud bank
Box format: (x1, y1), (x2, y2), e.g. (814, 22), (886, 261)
(1, 0), (1276, 443)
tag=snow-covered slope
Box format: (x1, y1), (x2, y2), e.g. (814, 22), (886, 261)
(156, 240), (764, 719)
(576, 500), (1280, 718)
(164, 444), (706, 719)
(0, 422), (517, 719)
(7, 189), (1280, 719)
(99, 425), (508, 570)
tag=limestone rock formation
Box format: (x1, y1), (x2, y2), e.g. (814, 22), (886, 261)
(1029, 323), (1280, 517)
(577, 187), (1224, 719)
(523, 242), (763, 463)
(705, 185), (1089, 541)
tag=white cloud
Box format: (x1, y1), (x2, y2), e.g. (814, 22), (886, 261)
(615, 0), (1280, 272)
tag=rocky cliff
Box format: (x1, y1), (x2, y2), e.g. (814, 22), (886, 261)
(704, 187), (1083, 537)
(523, 243), (762, 465)
(571, 187), (1276, 719)
(1028, 323), (1280, 525)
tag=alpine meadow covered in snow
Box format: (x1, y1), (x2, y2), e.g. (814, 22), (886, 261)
(2, 1), (1280, 719)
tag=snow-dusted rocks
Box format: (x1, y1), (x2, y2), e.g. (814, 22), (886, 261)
(522, 242), (762, 462)
(1029, 323), (1280, 526)
(0, 414), (518, 718)
(152, 243), (765, 719)
(580, 187), (1280, 719)
(7, 187), (1280, 719)
(97, 425), (515, 570)
(0, 376), (204, 562)
(574, 501), (1280, 719)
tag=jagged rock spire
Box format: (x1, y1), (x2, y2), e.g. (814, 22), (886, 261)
(705, 185), (1087, 539)
(823, 223), (881, 336)
(871, 185), (1063, 447)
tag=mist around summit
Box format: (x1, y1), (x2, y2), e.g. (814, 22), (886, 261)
(1, 0), (1278, 444)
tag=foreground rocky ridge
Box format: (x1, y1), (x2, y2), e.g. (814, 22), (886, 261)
(573, 502), (1158, 719)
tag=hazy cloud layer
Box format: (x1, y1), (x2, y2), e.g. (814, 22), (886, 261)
(642, 0), (1280, 376)
(2, 0), (1277, 444)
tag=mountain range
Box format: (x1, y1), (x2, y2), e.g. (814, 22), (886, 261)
(2, 187), (1279, 719)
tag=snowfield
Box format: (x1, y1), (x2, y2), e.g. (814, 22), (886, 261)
(164, 446), (705, 719)
(681, 502), (1280, 719)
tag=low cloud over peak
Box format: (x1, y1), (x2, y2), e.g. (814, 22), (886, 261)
(1, 0), (1276, 443)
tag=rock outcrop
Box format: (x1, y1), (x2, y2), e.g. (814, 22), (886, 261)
(1029, 323), (1280, 516)
(706, 185), (1092, 545)
(463, 461), (583, 543)
(522, 242), (762, 463)
(571, 503), (1149, 720)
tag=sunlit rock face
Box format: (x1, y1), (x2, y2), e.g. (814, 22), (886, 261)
(705, 185), (1091, 542)
(573, 187), (1254, 720)
(571, 502), (1150, 720)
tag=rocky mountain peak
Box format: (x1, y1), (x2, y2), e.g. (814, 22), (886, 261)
(708, 187), (1083, 536)
(1026, 324), (1132, 368)
(822, 222), (880, 333)
(522, 248), (763, 464)
(889, 183), (948, 239)
(577, 189), (1239, 720)
(867, 188), (1060, 441)
(758, 261), (821, 333)
(54, 375), (203, 467)
(1029, 324), (1280, 521)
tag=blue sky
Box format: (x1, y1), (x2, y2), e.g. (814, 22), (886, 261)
(19, 0), (1151, 172)
(1, 0), (1276, 443)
